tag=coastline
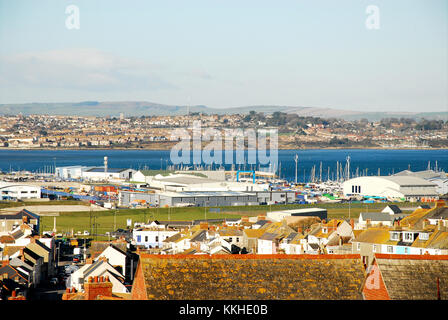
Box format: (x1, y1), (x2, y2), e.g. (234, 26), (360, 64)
(0, 146), (446, 151)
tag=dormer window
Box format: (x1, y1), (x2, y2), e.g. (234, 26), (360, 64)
(419, 232), (429, 240)
(403, 232), (414, 242)
(390, 232), (400, 241)
(322, 227), (328, 234)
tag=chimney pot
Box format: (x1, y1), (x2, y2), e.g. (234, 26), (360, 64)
(12, 290), (16, 297)
(88, 276), (94, 283)
(66, 288), (70, 293)
(99, 276), (104, 282)
(94, 276), (99, 283)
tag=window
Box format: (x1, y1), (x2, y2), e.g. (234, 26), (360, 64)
(404, 247), (409, 254)
(229, 237), (233, 242)
(373, 245), (377, 253)
(356, 243), (361, 251)
(322, 228), (328, 234)
(155, 236), (159, 242)
(352, 185), (355, 193)
(145, 236), (148, 242)
(387, 246), (393, 253)
(419, 233), (429, 240)
(236, 237), (239, 242)
(390, 232), (400, 241)
(359, 186), (361, 193)
(404, 233), (413, 242)
(137, 235), (141, 242)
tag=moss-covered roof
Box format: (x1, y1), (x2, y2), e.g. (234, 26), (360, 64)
(139, 254), (366, 300)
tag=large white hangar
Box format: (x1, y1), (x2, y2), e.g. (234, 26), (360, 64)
(342, 176), (438, 201)
(0, 182), (41, 200)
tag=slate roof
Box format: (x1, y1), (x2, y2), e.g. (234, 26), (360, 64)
(139, 254), (366, 300)
(373, 254), (448, 300)
(254, 220), (270, 228)
(384, 205), (402, 214)
(0, 265), (29, 282)
(89, 241), (128, 259)
(259, 232), (278, 241)
(0, 209), (39, 221)
(189, 230), (208, 242)
(360, 212), (393, 222)
(163, 232), (183, 243)
(428, 207), (448, 220)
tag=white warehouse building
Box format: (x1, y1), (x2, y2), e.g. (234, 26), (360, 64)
(342, 176), (438, 201)
(0, 182), (41, 200)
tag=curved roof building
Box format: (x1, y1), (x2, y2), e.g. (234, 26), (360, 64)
(342, 176), (438, 201)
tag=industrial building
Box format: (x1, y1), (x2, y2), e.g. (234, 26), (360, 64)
(55, 165), (88, 180)
(56, 166), (136, 181)
(132, 171), (269, 192)
(393, 169), (448, 195)
(119, 190), (259, 207)
(119, 188), (298, 207)
(342, 176), (438, 201)
(82, 167), (136, 181)
(0, 182), (41, 200)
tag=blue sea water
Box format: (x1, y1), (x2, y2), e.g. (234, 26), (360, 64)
(0, 149), (447, 182)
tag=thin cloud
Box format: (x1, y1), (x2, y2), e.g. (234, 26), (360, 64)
(0, 48), (177, 92)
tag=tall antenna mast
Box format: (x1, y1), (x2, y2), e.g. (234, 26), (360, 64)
(104, 156), (108, 181)
(346, 155), (351, 181)
(294, 154), (299, 183)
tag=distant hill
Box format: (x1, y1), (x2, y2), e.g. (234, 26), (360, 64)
(0, 101), (446, 121)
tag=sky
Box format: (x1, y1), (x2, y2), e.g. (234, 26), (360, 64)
(0, 0), (447, 112)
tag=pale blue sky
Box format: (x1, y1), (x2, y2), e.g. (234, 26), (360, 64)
(0, 0), (447, 112)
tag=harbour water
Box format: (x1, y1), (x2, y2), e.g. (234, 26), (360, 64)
(0, 149), (447, 182)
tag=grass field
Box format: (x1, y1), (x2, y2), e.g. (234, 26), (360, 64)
(0, 200), (87, 209)
(39, 201), (422, 236)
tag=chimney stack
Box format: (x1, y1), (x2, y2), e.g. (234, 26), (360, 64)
(84, 274), (113, 300)
(350, 219), (354, 230)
